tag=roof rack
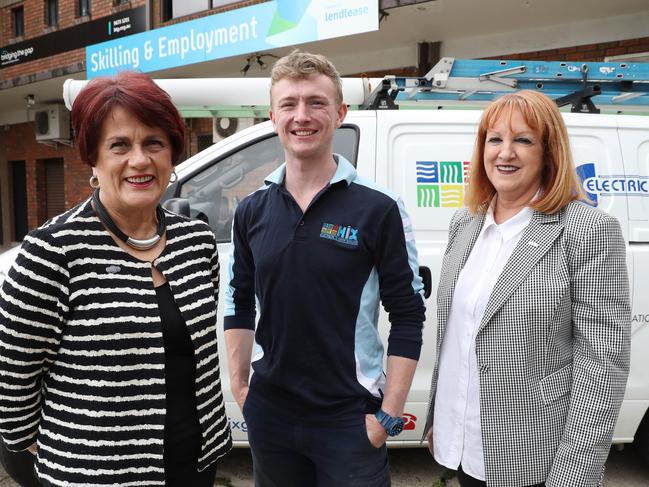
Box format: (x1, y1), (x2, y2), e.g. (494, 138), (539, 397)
(363, 57), (649, 113)
(62, 58), (649, 117)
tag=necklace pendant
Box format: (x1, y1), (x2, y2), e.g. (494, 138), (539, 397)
(92, 189), (166, 251)
(126, 234), (161, 251)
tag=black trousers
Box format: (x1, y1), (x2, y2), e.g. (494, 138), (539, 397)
(244, 390), (390, 487)
(458, 464), (545, 487)
(0, 442), (40, 487)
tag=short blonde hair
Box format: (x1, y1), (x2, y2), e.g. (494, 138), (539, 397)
(465, 90), (585, 215)
(270, 50), (343, 105)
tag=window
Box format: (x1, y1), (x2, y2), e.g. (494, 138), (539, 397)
(197, 134), (214, 153)
(10, 161), (28, 241)
(605, 52), (649, 63)
(162, 0), (241, 21)
(176, 127), (358, 241)
(78, 0), (91, 17)
(115, 0), (130, 5)
(12, 7), (24, 38)
(45, 0), (58, 27)
(44, 159), (65, 220)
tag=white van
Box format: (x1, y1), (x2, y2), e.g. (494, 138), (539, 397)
(155, 106), (649, 457)
(6, 60), (649, 459)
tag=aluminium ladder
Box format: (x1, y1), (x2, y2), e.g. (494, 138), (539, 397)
(364, 57), (649, 113)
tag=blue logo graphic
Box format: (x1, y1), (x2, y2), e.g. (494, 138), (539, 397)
(576, 163), (649, 206)
(576, 163), (598, 205)
(416, 161), (439, 183)
(320, 222), (358, 246)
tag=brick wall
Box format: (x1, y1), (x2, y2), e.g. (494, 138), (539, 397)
(4, 121), (90, 230)
(12, 36), (644, 86)
(346, 66), (419, 77)
(153, 0), (267, 28)
(350, 38), (649, 79)
(186, 117), (213, 157)
(486, 37), (649, 62)
(1, 0), (146, 82)
(0, 4), (14, 44)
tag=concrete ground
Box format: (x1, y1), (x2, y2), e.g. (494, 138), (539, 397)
(1, 445), (646, 486)
(214, 445), (649, 487)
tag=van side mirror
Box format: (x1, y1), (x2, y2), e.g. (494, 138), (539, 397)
(419, 266), (432, 299)
(162, 197), (209, 225)
(162, 198), (191, 217)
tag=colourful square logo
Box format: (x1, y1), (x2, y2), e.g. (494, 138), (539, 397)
(416, 161), (470, 207)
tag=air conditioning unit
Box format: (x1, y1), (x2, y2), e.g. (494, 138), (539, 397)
(35, 104), (70, 141)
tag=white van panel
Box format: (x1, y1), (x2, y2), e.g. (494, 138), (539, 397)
(347, 111), (377, 181)
(376, 110), (481, 235)
(373, 111), (482, 441)
(618, 128), (649, 242)
(568, 125), (629, 238)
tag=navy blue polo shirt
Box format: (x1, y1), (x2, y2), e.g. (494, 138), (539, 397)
(224, 155), (425, 419)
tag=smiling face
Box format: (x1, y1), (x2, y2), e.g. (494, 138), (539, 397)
(483, 107), (545, 208)
(93, 106), (173, 217)
(269, 73), (347, 164)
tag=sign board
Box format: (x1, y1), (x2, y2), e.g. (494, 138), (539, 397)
(0, 7), (146, 69)
(86, 0), (379, 79)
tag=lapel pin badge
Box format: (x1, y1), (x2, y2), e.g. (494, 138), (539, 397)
(106, 265), (121, 274)
(527, 240), (539, 247)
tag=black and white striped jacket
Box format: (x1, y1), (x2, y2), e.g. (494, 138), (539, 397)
(0, 198), (232, 486)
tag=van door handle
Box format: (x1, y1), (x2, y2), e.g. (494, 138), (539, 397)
(419, 266), (432, 299)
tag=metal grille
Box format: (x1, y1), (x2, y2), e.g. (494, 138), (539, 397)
(197, 133), (214, 152)
(44, 159), (65, 220)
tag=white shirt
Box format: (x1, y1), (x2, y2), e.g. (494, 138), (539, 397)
(433, 205), (533, 480)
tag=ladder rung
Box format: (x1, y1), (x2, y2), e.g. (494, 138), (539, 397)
(379, 58), (649, 110)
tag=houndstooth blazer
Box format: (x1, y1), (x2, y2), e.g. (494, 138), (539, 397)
(423, 200), (631, 487)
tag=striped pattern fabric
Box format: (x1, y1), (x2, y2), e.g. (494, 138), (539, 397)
(0, 198), (232, 486)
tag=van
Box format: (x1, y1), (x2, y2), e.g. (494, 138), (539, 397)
(6, 59), (649, 460)
(154, 106), (649, 457)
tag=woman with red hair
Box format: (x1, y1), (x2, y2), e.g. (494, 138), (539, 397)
(424, 90), (630, 486)
(0, 71), (231, 486)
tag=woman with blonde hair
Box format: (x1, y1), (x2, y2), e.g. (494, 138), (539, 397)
(424, 90), (630, 486)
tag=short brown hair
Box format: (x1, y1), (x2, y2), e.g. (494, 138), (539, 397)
(270, 50), (343, 105)
(465, 90), (585, 215)
(71, 71), (186, 166)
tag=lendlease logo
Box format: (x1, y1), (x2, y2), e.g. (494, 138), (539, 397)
(576, 163), (649, 206)
(416, 161), (470, 208)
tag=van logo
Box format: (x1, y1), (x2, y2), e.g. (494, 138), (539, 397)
(320, 223), (359, 246)
(576, 163), (649, 206)
(402, 413), (417, 431)
(416, 161), (470, 208)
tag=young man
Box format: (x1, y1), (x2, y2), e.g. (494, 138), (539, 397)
(224, 51), (425, 487)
